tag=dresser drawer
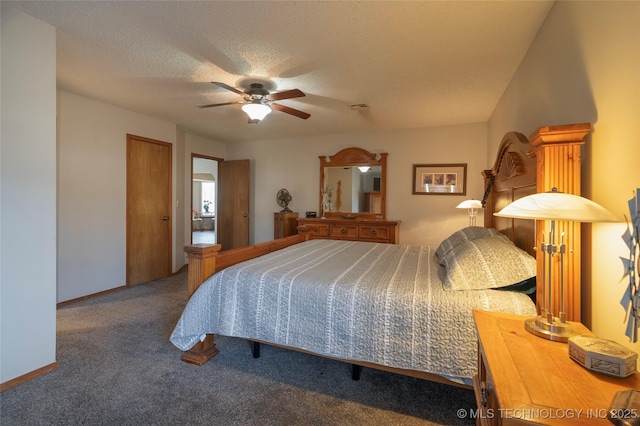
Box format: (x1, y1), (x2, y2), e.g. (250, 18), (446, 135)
(473, 342), (498, 426)
(305, 223), (330, 238)
(297, 218), (399, 244)
(358, 225), (390, 242)
(329, 224), (358, 239)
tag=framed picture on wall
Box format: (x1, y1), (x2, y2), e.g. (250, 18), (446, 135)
(412, 163), (467, 195)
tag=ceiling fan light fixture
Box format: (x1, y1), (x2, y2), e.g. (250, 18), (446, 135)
(242, 102), (271, 122)
(358, 166), (370, 172)
(200, 82), (310, 120)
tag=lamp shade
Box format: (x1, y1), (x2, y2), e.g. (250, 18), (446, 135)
(456, 199), (482, 209)
(494, 189), (619, 223)
(242, 103), (271, 121)
(358, 166), (370, 173)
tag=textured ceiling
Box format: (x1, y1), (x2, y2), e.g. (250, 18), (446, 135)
(6, 1), (554, 144)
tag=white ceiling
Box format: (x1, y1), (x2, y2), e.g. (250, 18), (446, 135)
(6, 1), (554, 144)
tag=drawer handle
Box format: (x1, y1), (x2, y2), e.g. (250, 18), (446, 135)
(480, 385), (488, 407)
(313, 227), (319, 232)
(370, 230), (377, 236)
(340, 228), (347, 234)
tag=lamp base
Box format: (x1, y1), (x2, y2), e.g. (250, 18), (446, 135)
(525, 316), (577, 342)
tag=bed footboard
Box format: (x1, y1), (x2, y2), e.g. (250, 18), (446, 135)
(180, 234), (307, 365)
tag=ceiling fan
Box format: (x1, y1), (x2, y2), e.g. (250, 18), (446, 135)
(197, 82), (311, 123)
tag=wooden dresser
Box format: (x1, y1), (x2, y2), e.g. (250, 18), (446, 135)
(473, 310), (639, 425)
(297, 218), (399, 244)
(274, 212), (298, 239)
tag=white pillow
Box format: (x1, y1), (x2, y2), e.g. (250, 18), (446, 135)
(435, 226), (505, 260)
(440, 236), (536, 291)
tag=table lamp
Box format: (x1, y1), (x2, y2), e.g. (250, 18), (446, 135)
(456, 199), (483, 226)
(495, 188), (618, 342)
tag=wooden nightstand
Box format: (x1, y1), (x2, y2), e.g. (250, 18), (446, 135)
(274, 212), (298, 239)
(473, 310), (640, 425)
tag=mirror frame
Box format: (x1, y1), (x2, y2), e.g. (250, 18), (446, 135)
(319, 147), (387, 219)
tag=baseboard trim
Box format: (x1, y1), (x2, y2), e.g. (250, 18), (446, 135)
(57, 267), (186, 308)
(0, 362), (58, 392)
(57, 286), (127, 308)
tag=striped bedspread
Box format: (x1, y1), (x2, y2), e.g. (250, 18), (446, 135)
(170, 239), (536, 380)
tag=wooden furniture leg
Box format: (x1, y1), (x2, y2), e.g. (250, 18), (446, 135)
(251, 341), (261, 358)
(351, 364), (362, 381)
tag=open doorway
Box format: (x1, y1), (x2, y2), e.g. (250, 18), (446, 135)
(191, 154), (220, 244)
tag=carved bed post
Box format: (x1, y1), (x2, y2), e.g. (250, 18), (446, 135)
(529, 123), (590, 322)
(181, 244), (221, 365)
(482, 130), (536, 255)
(482, 123), (590, 322)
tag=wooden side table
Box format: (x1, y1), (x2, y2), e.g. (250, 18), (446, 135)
(473, 310), (639, 425)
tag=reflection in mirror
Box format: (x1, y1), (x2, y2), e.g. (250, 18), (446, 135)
(191, 155), (218, 244)
(319, 147), (387, 219)
(323, 166), (382, 213)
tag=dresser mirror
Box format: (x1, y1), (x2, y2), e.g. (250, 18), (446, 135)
(319, 147), (387, 219)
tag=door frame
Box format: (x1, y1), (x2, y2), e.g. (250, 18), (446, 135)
(191, 153), (222, 244)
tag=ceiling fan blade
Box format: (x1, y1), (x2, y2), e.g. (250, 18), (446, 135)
(196, 101), (242, 109)
(211, 81), (246, 96)
(266, 89), (305, 101)
(271, 103), (311, 119)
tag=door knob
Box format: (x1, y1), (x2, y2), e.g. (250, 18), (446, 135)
(162, 216), (169, 221)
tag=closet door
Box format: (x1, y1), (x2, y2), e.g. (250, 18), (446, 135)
(126, 134), (172, 286)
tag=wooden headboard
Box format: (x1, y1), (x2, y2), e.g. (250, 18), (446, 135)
(482, 131), (537, 257)
(482, 123), (591, 322)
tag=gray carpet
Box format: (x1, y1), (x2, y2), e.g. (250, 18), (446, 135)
(0, 269), (476, 425)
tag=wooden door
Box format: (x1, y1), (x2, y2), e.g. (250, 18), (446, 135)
(126, 134), (172, 285)
(217, 159), (250, 251)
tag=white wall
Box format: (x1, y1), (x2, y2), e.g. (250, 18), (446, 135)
(174, 129), (186, 271)
(227, 123), (488, 247)
(57, 92), (226, 303)
(57, 91), (179, 302)
(488, 1), (640, 354)
(1, 7), (57, 383)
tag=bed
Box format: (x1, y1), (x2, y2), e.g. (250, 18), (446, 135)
(171, 123), (591, 389)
